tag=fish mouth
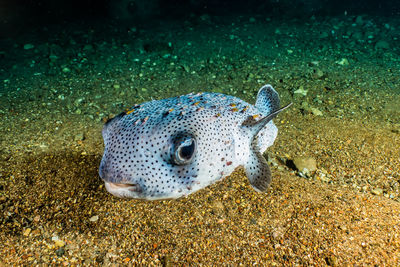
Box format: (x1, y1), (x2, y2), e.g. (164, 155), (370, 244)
(104, 182), (141, 198)
(106, 182), (138, 189)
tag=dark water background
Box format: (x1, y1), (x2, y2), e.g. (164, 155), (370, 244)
(1, 0), (400, 37)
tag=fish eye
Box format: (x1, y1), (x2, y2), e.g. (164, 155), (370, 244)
(172, 134), (196, 165)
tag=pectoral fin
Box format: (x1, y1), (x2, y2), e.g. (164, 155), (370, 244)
(245, 139), (272, 192)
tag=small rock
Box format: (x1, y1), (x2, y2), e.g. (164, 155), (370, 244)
(336, 58), (349, 66)
(23, 228), (31, 236)
(292, 156), (317, 176)
(371, 188), (383, 195)
(266, 155), (279, 166)
(89, 215), (99, 222)
(212, 200), (225, 215)
(54, 240), (65, 247)
(62, 67), (71, 73)
(300, 102), (322, 116)
(24, 44), (35, 50)
(313, 69), (324, 79)
(310, 107), (323, 116)
(325, 255), (338, 266)
(294, 86), (308, 96)
(74, 98), (85, 106)
(319, 174), (330, 183)
(49, 54), (58, 62)
(181, 64), (190, 73)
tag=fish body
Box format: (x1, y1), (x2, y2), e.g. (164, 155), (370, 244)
(99, 84), (289, 200)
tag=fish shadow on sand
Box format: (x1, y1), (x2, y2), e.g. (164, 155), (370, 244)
(0, 149), (112, 236)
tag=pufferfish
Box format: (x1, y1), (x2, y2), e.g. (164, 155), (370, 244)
(99, 84), (291, 200)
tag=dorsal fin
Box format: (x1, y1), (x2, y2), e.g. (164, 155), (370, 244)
(255, 84), (280, 115)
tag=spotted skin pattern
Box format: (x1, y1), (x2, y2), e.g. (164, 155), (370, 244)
(99, 84), (289, 200)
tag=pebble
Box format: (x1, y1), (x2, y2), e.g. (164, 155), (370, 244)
(212, 200), (225, 215)
(23, 44), (35, 50)
(74, 98), (85, 106)
(313, 69), (324, 79)
(55, 240), (65, 247)
(292, 156), (317, 176)
(62, 67), (71, 73)
(325, 255), (338, 266)
(336, 58), (349, 66)
(48, 55), (58, 64)
(23, 228), (31, 236)
(294, 86), (308, 96)
(317, 169), (330, 183)
(89, 215), (99, 222)
(371, 188), (383, 195)
(310, 107), (323, 116)
(300, 102), (322, 116)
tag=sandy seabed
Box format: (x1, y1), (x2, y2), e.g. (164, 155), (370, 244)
(0, 13), (400, 265)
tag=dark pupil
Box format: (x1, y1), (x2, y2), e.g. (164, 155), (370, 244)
(179, 140), (195, 160)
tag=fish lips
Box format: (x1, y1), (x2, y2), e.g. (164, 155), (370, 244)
(99, 161), (143, 198)
(104, 181), (142, 198)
